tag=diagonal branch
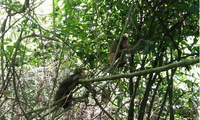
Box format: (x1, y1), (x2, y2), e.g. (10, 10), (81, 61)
(80, 58), (199, 83)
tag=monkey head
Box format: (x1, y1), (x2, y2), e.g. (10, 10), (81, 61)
(120, 36), (129, 49)
(73, 68), (87, 79)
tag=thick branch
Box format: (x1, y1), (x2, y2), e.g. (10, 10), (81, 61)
(80, 58), (199, 83)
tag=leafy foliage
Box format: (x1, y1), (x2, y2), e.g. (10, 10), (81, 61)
(0, 0), (199, 119)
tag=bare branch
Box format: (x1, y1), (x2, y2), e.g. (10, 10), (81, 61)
(80, 58), (199, 83)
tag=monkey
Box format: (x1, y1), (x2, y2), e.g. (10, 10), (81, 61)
(109, 36), (129, 68)
(54, 68), (87, 109)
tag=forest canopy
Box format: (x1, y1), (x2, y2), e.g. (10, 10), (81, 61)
(0, 0), (199, 120)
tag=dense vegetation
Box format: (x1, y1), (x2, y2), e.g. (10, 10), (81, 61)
(0, 0), (199, 119)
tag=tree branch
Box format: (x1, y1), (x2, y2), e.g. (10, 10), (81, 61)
(80, 58), (199, 83)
